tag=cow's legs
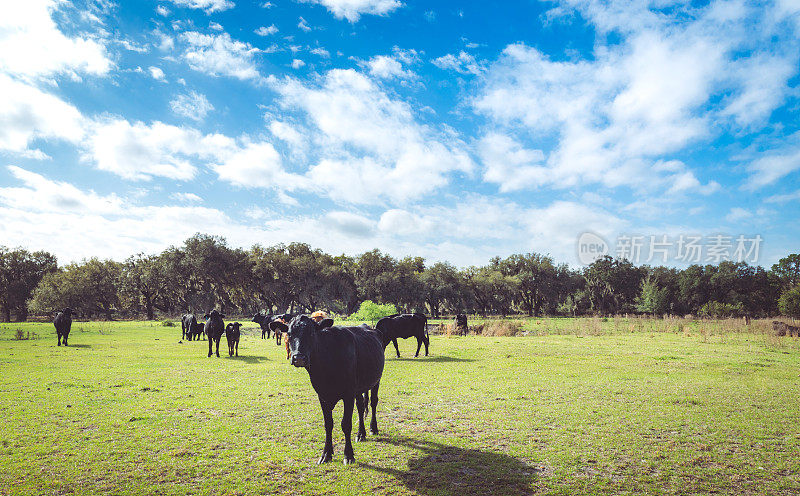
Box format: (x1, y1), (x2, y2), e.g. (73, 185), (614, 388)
(369, 384), (379, 435)
(235, 341), (238, 357)
(342, 395), (355, 464)
(318, 399), (334, 464)
(424, 335), (429, 356)
(355, 393), (367, 442)
(57, 333), (61, 346)
(392, 338), (400, 358)
(261, 329), (266, 339)
(415, 338), (422, 357)
(207, 336), (213, 357)
(215, 337), (220, 357)
(63, 333), (68, 346)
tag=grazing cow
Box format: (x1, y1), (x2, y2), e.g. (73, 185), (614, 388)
(272, 313), (296, 346)
(455, 314), (468, 336)
(375, 313), (429, 358)
(54, 308), (73, 346)
(775, 321), (800, 337)
(225, 322), (242, 357)
(181, 314), (197, 340)
(270, 315), (384, 464)
(204, 310), (226, 357)
(189, 321), (205, 341)
(252, 312), (274, 339)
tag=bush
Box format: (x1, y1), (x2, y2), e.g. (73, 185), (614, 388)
(698, 301), (744, 318)
(161, 320), (175, 327)
(481, 320), (523, 337)
(778, 286), (800, 318)
(349, 301), (398, 324)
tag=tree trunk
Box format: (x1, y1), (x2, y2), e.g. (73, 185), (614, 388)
(145, 297), (155, 321)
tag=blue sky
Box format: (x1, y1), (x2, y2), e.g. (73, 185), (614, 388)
(0, 0), (798, 268)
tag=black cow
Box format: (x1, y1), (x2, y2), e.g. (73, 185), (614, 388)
(225, 322), (241, 356)
(271, 313), (296, 346)
(455, 314), (468, 336)
(375, 313), (429, 357)
(252, 313), (274, 339)
(181, 314), (196, 340)
(270, 315), (384, 464)
(54, 308), (73, 346)
(204, 310), (226, 357)
(189, 321), (205, 341)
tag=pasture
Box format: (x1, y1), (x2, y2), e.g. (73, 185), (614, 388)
(1, 318), (799, 495)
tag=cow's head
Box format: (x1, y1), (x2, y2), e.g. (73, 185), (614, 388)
(270, 314), (334, 368)
(252, 313), (264, 324)
(204, 309), (225, 319)
(227, 322), (242, 333)
(62, 307), (73, 317)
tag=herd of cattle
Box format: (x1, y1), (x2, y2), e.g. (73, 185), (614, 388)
(773, 320), (800, 337)
(50, 307), (433, 464)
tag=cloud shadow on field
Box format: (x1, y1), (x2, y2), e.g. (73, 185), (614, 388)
(363, 436), (539, 496)
(391, 355), (474, 363)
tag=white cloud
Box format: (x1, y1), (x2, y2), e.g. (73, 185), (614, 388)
(432, 51), (483, 75)
(472, 0), (787, 194)
(478, 133), (546, 192)
(84, 119), (237, 181)
(275, 69), (473, 204)
(291, 59), (306, 69)
(181, 32), (261, 80)
(323, 211), (375, 237)
(165, 0), (234, 14)
(298, 17), (312, 32)
(305, 0), (403, 22)
(310, 47), (330, 57)
(149, 66), (166, 81)
(0, 74), (86, 155)
(0, 0), (112, 79)
(366, 55), (416, 80)
(255, 24), (278, 36)
(745, 138), (800, 189)
(170, 91), (214, 121)
(156, 5), (170, 16)
(765, 190), (800, 203)
(269, 121), (307, 155)
(726, 207), (753, 223)
(211, 141), (299, 188)
(170, 192), (203, 203)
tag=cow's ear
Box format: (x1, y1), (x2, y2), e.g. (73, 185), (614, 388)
(316, 318), (334, 330)
(269, 320), (289, 333)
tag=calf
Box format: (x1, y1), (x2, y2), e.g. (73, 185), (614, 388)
(455, 314), (468, 336)
(181, 314), (196, 340)
(54, 308), (73, 346)
(270, 315), (384, 464)
(204, 310), (226, 357)
(375, 313), (429, 357)
(189, 321), (205, 341)
(225, 322), (242, 356)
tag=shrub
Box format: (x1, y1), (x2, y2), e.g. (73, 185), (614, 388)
(161, 320), (175, 327)
(698, 301), (744, 318)
(481, 320), (523, 337)
(778, 286), (800, 318)
(349, 301), (397, 324)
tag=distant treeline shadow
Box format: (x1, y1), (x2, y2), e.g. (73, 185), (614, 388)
(364, 436), (538, 496)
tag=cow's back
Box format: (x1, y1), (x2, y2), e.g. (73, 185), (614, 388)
(54, 313), (71, 334)
(310, 326), (384, 401)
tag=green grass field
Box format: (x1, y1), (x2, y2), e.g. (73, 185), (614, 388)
(1, 319), (799, 495)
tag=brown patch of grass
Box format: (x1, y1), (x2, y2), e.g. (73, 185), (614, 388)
(481, 320), (523, 337)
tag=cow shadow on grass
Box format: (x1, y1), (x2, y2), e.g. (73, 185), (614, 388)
(64, 344), (92, 349)
(227, 355), (270, 364)
(363, 436), (538, 496)
(391, 356), (474, 363)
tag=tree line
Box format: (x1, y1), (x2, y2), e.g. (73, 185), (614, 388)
(1, 234), (799, 322)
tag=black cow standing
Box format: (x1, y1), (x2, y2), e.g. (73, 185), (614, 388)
(54, 308), (73, 346)
(375, 313), (429, 357)
(204, 310), (226, 357)
(455, 314), (468, 336)
(270, 315), (384, 465)
(252, 313), (274, 340)
(181, 314), (197, 340)
(271, 313), (296, 346)
(225, 322), (241, 356)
